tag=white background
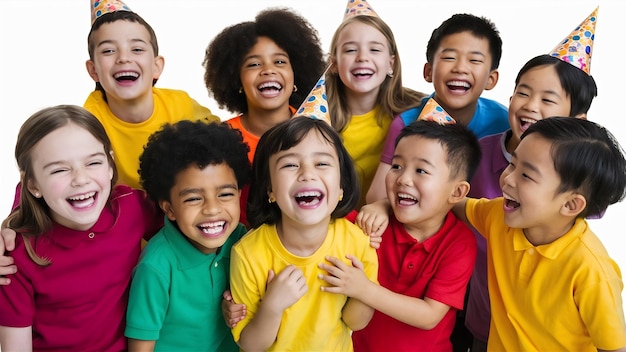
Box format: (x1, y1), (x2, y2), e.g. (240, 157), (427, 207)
(1, 0), (624, 313)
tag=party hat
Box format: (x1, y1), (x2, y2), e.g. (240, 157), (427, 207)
(417, 98), (456, 124)
(294, 67), (331, 124)
(91, 0), (132, 24)
(549, 7), (597, 75)
(343, 0), (379, 20)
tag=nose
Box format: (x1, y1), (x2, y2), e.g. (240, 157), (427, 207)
(201, 198), (221, 216)
(499, 164), (514, 189)
(71, 168), (91, 187)
(356, 51), (368, 63)
(396, 169), (413, 187)
(451, 58), (469, 74)
(261, 65), (276, 76)
(297, 164), (317, 182)
(116, 50), (131, 64)
(522, 97), (539, 113)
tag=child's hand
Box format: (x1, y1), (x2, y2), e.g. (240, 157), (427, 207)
(356, 199), (390, 239)
(318, 255), (370, 299)
(221, 289), (246, 328)
(0, 227), (18, 285)
(264, 266), (308, 311)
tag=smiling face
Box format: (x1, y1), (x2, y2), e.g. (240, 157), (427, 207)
(499, 133), (577, 239)
(160, 163), (241, 254)
(333, 20), (395, 100)
(506, 65), (573, 153)
(239, 36), (294, 114)
(268, 130), (343, 229)
(86, 20), (164, 106)
(27, 123), (114, 231)
(386, 135), (464, 235)
(424, 31), (497, 121)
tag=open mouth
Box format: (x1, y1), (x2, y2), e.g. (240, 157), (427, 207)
(504, 197), (520, 209)
(258, 81), (282, 93)
(397, 192), (418, 206)
(351, 68), (374, 78)
(198, 221), (226, 236)
(114, 71), (139, 82)
(67, 191), (97, 209)
(519, 118), (536, 133)
(295, 191), (323, 206)
(446, 80), (470, 92)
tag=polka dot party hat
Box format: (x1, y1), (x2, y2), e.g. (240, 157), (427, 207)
(295, 66), (331, 125)
(417, 98), (456, 124)
(344, 0), (379, 20)
(91, 0), (132, 24)
(549, 7), (598, 75)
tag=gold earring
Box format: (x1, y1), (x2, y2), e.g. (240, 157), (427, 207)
(293, 85), (298, 92)
(338, 194), (343, 201)
(268, 195), (276, 203)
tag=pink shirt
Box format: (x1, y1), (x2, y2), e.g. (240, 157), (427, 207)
(352, 213), (477, 351)
(0, 185), (162, 351)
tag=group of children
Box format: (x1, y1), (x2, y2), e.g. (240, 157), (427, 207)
(0, 0), (625, 351)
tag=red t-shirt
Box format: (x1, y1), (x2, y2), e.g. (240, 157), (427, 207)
(352, 212), (477, 351)
(0, 185), (162, 351)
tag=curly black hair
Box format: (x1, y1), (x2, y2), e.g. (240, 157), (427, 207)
(203, 7), (325, 114)
(139, 120), (250, 203)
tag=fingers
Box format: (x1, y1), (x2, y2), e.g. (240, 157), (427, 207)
(0, 228), (17, 252)
(222, 289), (233, 301)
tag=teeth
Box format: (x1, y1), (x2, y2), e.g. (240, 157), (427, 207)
(398, 193), (416, 201)
(68, 191), (95, 201)
(352, 69), (374, 75)
(258, 82), (282, 90)
(296, 191), (321, 198)
(520, 118), (536, 124)
(114, 71), (139, 79)
(447, 80), (470, 88)
(199, 221), (225, 235)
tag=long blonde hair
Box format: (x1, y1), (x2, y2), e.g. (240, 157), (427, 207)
(3, 105), (117, 266)
(326, 15), (427, 132)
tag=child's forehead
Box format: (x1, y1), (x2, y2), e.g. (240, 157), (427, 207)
(93, 19), (152, 40)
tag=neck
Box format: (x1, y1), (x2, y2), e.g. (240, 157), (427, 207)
(276, 217), (329, 257)
(241, 105), (293, 137)
(345, 89), (379, 116)
(433, 96), (476, 127)
(522, 218), (577, 246)
(106, 94), (154, 123)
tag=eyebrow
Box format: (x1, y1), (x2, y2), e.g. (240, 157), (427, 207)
(42, 152), (107, 170)
(96, 38), (148, 48)
(391, 155), (435, 168)
(275, 151), (335, 163)
(243, 52), (289, 62)
(178, 183), (238, 197)
(516, 83), (562, 98)
(341, 40), (385, 47)
(440, 48), (486, 57)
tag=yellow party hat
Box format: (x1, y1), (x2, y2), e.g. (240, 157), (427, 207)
(549, 7), (598, 75)
(417, 98), (456, 124)
(343, 0), (379, 20)
(91, 0), (132, 24)
(294, 67), (331, 124)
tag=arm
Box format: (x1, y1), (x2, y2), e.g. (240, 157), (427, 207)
(0, 227), (18, 284)
(355, 198), (391, 237)
(0, 325), (32, 351)
(365, 162), (391, 204)
(320, 255), (450, 330)
(237, 266), (308, 352)
(128, 338), (155, 352)
(221, 289), (246, 328)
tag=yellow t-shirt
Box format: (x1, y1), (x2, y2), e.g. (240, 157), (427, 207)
(230, 218), (379, 351)
(341, 106), (392, 209)
(466, 197), (626, 351)
(83, 88), (220, 189)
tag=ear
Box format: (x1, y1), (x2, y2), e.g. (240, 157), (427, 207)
(574, 113), (587, 120)
(86, 60), (99, 82)
(26, 179), (41, 198)
(484, 69), (499, 91)
(158, 200), (176, 221)
(448, 180), (470, 204)
(153, 55), (165, 80)
(423, 62), (433, 83)
(388, 55), (396, 73)
(560, 193), (586, 217)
